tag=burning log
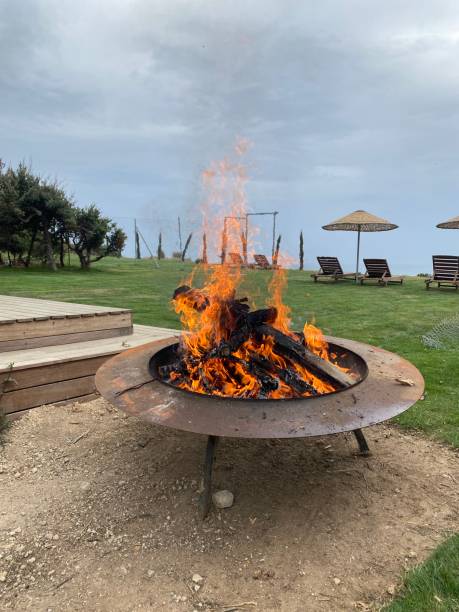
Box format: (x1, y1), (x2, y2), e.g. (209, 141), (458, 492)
(205, 307), (278, 359)
(170, 284), (353, 399)
(173, 286), (209, 312)
(246, 352), (318, 396)
(254, 325), (355, 390)
(225, 355), (279, 398)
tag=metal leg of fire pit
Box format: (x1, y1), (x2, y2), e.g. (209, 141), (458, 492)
(199, 435), (219, 519)
(353, 428), (370, 456)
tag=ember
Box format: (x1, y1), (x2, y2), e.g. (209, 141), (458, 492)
(158, 141), (355, 400)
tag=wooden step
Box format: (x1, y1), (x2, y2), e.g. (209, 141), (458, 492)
(0, 324), (179, 415)
(0, 296), (133, 351)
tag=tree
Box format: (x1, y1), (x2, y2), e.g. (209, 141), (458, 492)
(241, 231), (247, 264)
(157, 232), (165, 260)
(0, 165), (27, 264)
(70, 204), (126, 269)
(201, 233), (208, 264)
(220, 225), (227, 264)
(135, 222), (141, 260)
(273, 234), (282, 266)
(181, 232), (192, 261)
(20, 178), (73, 271)
(0, 163), (40, 265)
(0, 161), (127, 270)
(299, 231), (304, 270)
(0, 164), (74, 269)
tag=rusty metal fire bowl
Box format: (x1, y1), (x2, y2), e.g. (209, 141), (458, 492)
(96, 335), (424, 517)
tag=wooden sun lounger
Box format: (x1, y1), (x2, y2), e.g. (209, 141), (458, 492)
(253, 254), (278, 270)
(228, 252), (244, 266)
(425, 255), (459, 290)
(360, 259), (403, 286)
(311, 257), (358, 282)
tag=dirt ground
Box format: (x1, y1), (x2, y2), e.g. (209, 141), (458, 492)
(0, 399), (458, 612)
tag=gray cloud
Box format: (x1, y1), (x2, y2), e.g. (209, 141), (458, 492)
(1, 0), (459, 270)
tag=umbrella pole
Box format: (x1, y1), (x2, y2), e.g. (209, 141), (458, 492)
(355, 225), (361, 283)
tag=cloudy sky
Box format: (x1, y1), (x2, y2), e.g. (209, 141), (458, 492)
(2, 0), (459, 271)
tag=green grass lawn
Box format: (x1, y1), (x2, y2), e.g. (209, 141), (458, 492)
(1, 257), (458, 611)
(384, 534), (459, 612)
(2, 257), (458, 446)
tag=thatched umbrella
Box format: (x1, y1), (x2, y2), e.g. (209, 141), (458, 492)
(437, 215), (459, 229)
(322, 210), (398, 282)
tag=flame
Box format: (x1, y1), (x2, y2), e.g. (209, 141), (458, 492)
(303, 322), (330, 361)
(171, 141), (341, 399)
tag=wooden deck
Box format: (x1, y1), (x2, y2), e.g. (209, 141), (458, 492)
(0, 295), (178, 415)
(0, 295), (133, 351)
(0, 324), (178, 416)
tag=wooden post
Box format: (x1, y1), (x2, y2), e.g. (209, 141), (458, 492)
(355, 225), (361, 283)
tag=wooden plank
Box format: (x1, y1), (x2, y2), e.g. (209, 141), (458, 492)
(0, 312), (129, 323)
(0, 295), (131, 320)
(0, 295), (127, 310)
(0, 303), (129, 319)
(0, 326), (133, 352)
(0, 311), (132, 341)
(0, 355), (108, 391)
(2, 375), (96, 413)
(0, 323), (179, 414)
(0, 324), (178, 371)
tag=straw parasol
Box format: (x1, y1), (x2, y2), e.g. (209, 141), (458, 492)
(437, 215), (459, 229)
(322, 210), (398, 282)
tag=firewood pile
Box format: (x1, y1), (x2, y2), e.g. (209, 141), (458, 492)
(157, 286), (354, 399)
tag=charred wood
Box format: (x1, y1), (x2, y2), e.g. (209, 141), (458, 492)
(223, 355), (279, 397)
(173, 286), (209, 312)
(254, 324), (354, 389)
(247, 352), (318, 396)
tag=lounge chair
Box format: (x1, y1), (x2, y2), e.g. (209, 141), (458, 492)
(253, 254), (278, 269)
(228, 252), (244, 266)
(425, 255), (459, 290)
(360, 259), (403, 286)
(311, 257), (357, 282)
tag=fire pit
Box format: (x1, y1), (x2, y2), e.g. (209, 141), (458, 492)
(95, 144), (424, 517)
(96, 334), (424, 517)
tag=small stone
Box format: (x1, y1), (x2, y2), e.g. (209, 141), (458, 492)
(333, 577), (341, 585)
(408, 551), (417, 558)
(252, 568), (275, 580)
(147, 570), (154, 578)
(80, 481), (91, 492)
(31, 467), (38, 474)
(192, 573), (204, 584)
(387, 584), (396, 595)
(0, 571), (6, 582)
(9, 527), (21, 536)
(212, 490), (234, 509)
